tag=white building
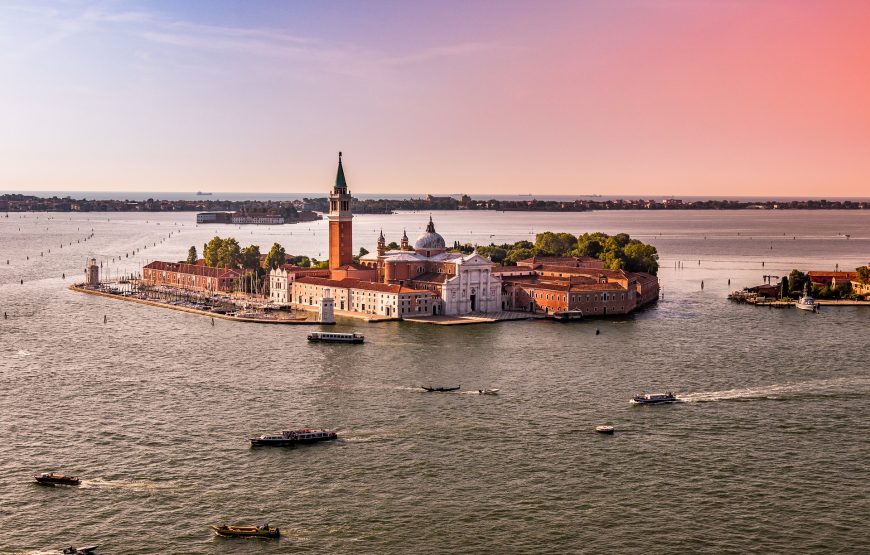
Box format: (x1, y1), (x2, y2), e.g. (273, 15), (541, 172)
(292, 276), (434, 318)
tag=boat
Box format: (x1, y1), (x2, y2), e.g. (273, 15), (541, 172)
(250, 428), (338, 447)
(34, 472), (80, 486)
(196, 191), (212, 196)
(212, 524), (280, 539)
(796, 285), (817, 312)
(630, 392), (681, 405)
(595, 425), (615, 434)
(307, 331), (364, 344)
(62, 546), (97, 554)
(421, 385), (460, 392)
(477, 388), (500, 395)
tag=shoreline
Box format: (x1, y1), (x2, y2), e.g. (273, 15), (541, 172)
(69, 284), (326, 325)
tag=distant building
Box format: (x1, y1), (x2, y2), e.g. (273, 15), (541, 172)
(293, 276), (434, 318)
(231, 213), (284, 225)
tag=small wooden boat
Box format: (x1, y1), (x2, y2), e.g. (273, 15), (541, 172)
(421, 385), (460, 392)
(212, 524), (280, 539)
(477, 388), (500, 395)
(595, 425), (615, 434)
(307, 331), (364, 343)
(35, 472), (80, 486)
(62, 546), (97, 554)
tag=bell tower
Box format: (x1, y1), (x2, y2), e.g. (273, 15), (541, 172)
(328, 152), (354, 270)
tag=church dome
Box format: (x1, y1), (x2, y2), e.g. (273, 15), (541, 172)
(414, 216), (446, 250)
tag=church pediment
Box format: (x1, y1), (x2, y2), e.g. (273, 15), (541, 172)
(460, 253), (494, 266)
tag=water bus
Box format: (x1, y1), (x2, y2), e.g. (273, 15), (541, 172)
(307, 332), (364, 344)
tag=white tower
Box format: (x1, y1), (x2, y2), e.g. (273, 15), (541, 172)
(319, 287), (335, 324)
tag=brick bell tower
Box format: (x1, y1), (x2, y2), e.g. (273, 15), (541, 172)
(328, 152), (354, 270)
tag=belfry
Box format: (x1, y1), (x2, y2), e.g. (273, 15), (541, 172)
(328, 152), (354, 270)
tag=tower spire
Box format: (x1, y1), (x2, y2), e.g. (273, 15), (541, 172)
(335, 151), (347, 191)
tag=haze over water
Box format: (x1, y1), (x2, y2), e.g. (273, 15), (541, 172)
(1, 210), (869, 554)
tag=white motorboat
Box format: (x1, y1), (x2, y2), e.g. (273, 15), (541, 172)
(477, 389), (500, 395)
(795, 296), (817, 312)
(795, 284), (817, 312)
(595, 425), (615, 434)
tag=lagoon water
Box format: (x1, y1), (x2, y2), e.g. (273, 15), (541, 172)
(1, 210), (869, 554)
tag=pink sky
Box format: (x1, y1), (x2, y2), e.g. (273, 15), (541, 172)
(1, 1), (869, 196)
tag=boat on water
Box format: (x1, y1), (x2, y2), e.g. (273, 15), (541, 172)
(62, 546), (97, 554)
(595, 425), (615, 434)
(421, 385), (460, 392)
(212, 524), (280, 539)
(250, 428), (338, 447)
(630, 392), (681, 405)
(307, 331), (364, 344)
(477, 388), (500, 395)
(35, 472), (80, 486)
(795, 284), (818, 312)
(196, 191), (212, 196)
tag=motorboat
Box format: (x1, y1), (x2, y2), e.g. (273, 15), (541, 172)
(477, 389), (500, 395)
(35, 473), (80, 486)
(421, 385), (460, 392)
(795, 295), (817, 312)
(307, 332), (364, 343)
(595, 425), (615, 434)
(630, 392), (680, 405)
(250, 428), (338, 447)
(212, 524), (279, 539)
(62, 546), (97, 554)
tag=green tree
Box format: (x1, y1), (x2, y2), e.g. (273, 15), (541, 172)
(505, 247), (535, 265)
(386, 241), (400, 250)
(534, 232), (576, 256)
(240, 244), (261, 269)
(359, 247), (369, 257)
(622, 241), (659, 273)
(263, 243), (286, 270)
(217, 237), (241, 268)
(780, 275), (789, 298)
(577, 239), (603, 258)
(789, 269), (809, 294)
(186, 246), (198, 265)
(856, 266), (870, 284)
(477, 245), (507, 264)
(204, 236), (223, 267)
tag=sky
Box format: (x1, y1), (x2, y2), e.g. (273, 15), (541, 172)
(1, 0), (869, 197)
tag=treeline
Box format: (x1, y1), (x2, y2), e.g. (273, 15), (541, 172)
(468, 231), (659, 274)
(187, 237), (330, 272)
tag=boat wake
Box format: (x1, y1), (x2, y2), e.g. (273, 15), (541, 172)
(80, 478), (176, 492)
(681, 377), (870, 403)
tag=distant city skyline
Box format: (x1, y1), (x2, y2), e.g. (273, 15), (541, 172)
(2, 1), (869, 196)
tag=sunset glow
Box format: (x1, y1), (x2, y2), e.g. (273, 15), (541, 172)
(1, 1), (869, 196)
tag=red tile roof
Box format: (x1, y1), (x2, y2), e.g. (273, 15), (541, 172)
(143, 261), (243, 279)
(295, 276), (430, 294)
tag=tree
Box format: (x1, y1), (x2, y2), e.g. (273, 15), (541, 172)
(477, 245), (507, 264)
(186, 246), (198, 265)
(204, 236), (223, 267)
(358, 247), (369, 257)
(535, 232), (576, 256)
(789, 269), (809, 294)
(505, 247), (535, 265)
(622, 241), (659, 273)
(857, 266), (870, 284)
(217, 237), (241, 268)
(264, 243), (286, 270)
(577, 239), (603, 258)
(780, 275), (789, 298)
(240, 244), (261, 269)
(386, 241), (400, 250)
